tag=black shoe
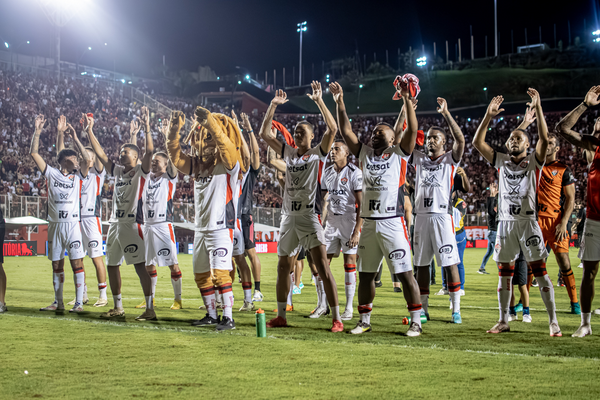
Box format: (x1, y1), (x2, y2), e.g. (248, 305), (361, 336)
(191, 313), (220, 326)
(393, 287), (403, 293)
(216, 316), (236, 331)
(478, 269), (490, 275)
(375, 281), (383, 288)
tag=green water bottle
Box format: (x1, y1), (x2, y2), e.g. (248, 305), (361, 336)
(256, 308), (266, 337)
(402, 315), (428, 325)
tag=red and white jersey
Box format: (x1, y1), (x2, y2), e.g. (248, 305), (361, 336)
(321, 163), (362, 216)
(410, 150), (457, 215)
(142, 172), (178, 225)
(109, 164), (148, 224)
(45, 165), (81, 223)
(282, 143), (328, 216)
(358, 144), (408, 219)
(494, 152), (543, 221)
(586, 146), (600, 221)
(80, 167), (106, 218)
(194, 162), (240, 231)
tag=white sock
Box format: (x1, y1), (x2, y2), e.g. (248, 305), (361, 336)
(215, 288), (222, 304)
(318, 276), (327, 308)
(171, 271), (182, 301)
(200, 288), (217, 319)
(410, 309), (422, 327)
(498, 275), (512, 323)
(83, 283), (88, 299)
(331, 305), (340, 321)
(277, 301), (287, 320)
(358, 303), (373, 325)
(313, 273), (321, 306)
(582, 312), (591, 325)
(145, 295), (153, 310)
(221, 287), (234, 319)
(287, 275), (294, 306)
(53, 271), (64, 304)
(98, 282), (107, 300)
(536, 274), (557, 324)
(74, 270), (85, 305)
(242, 282), (252, 302)
(344, 264), (356, 311)
(449, 291), (461, 314)
(150, 271), (158, 299)
(113, 293), (123, 309)
(420, 294), (429, 314)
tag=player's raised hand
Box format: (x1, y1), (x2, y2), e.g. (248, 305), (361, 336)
(523, 105), (536, 125)
(140, 106), (150, 126)
(169, 110), (185, 132)
(159, 119), (169, 138)
(230, 110), (240, 129)
(490, 182), (498, 197)
(271, 89), (288, 106)
(34, 114), (46, 133)
(436, 97), (448, 114)
(411, 98), (419, 110)
(306, 81), (322, 102)
(527, 88), (541, 109)
(130, 119), (141, 137)
(584, 85), (600, 107)
(486, 96), (505, 118)
(57, 115), (67, 133)
(329, 82), (343, 104)
(241, 112), (252, 131)
(66, 123), (79, 141)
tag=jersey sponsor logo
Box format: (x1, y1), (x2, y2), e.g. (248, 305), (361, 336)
(439, 244), (453, 254)
(195, 175), (213, 184)
(69, 240), (81, 249)
(340, 177), (348, 185)
(59, 210), (69, 219)
(148, 210), (155, 218)
(368, 199), (381, 211)
(423, 165), (442, 172)
(59, 193), (70, 199)
(525, 235), (541, 247)
(116, 180), (132, 188)
(288, 164), (307, 173)
(54, 181), (74, 189)
(424, 198), (433, 207)
(213, 247), (228, 257)
(389, 249), (406, 260)
(330, 189), (346, 195)
(157, 248), (171, 256)
(292, 177), (300, 186)
(422, 175), (441, 187)
(509, 204), (521, 216)
(124, 244), (138, 253)
(504, 171), (525, 181)
(365, 162), (390, 172)
(116, 191), (129, 204)
(88, 240), (99, 248)
(508, 184), (520, 195)
(585, 232), (594, 237)
(291, 201), (303, 211)
(116, 210), (125, 218)
(330, 199), (342, 206)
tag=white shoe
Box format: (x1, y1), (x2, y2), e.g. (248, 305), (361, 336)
(68, 296), (88, 306)
(406, 322), (423, 337)
(341, 309), (353, 321)
(435, 288), (449, 295)
(508, 314), (518, 321)
(549, 322), (563, 337)
(40, 301), (65, 311)
(593, 308), (600, 315)
(0, 303), (7, 313)
(67, 298), (76, 306)
(349, 321), (371, 334)
(572, 324), (592, 337)
(252, 290), (264, 302)
(238, 300), (255, 312)
(459, 289), (465, 296)
(93, 298), (108, 307)
(69, 303), (84, 313)
(309, 306), (329, 319)
(522, 314), (532, 323)
(577, 263), (583, 269)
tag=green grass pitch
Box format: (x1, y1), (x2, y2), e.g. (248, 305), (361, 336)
(1, 249), (600, 399)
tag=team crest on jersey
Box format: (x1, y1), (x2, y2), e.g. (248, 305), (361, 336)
(129, 170), (136, 177)
(520, 161), (529, 168)
(381, 153), (391, 161)
(68, 175), (74, 180)
(301, 154), (310, 162)
(340, 177), (348, 185)
(552, 170), (558, 176)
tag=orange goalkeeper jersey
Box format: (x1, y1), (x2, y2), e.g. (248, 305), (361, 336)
(537, 160), (575, 219)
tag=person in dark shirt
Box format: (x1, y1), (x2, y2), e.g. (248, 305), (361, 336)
(478, 182), (498, 274)
(0, 205), (6, 312)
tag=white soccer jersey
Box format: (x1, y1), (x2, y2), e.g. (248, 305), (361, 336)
(80, 167), (106, 218)
(142, 172), (178, 225)
(321, 163), (362, 216)
(45, 165), (81, 223)
(109, 164), (148, 224)
(494, 152), (543, 221)
(282, 143), (328, 216)
(358, 144), (409, 219)
(410, 150), (458, 215)
(194, 162), (240, 231)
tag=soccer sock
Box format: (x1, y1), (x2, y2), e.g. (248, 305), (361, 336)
(242, 282), (252, 302)
(215, 288), (222, 304)
(318, 276), (327, 309)
(145, 295), (153, 310)
(220, 283), (234, 319)
(419, 287), (430, 314)
(73, 266), (85, 305)
(98, 282), (107, 299)
(533, 265), (557, 324)
(149, 269), (158, 300)
(287, 274), (294, 306)
(254, 281), (261, 292)
(53, 270), (64, 304)
(523, 307), (530, 315)
(582, 312), (591, 326)
(171, 271), (182, 301)
(344, 264), (356, 311)
(277, 301), (287, 320)
(358, 303), (373, 325)
(200, 287), (217, 319)
(562, 268), (579, 304)
(498, 266), (515, 323)
(509, 306), (516, 315)
(83, 283), (88, 299)
(448, 281), (461, 313)
(331, 306), (340, 321)
(113, 293), (123, 309)
(408, 303), (423, 328)
(313, 273), (321, 307)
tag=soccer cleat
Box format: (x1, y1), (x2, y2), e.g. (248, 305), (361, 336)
(93, 298), (108, 307)
(135, 298), (156, 309)
(266, 316), (288, 328)
(170, 300), (183, 310)
(522, 314), (532, 323)
(577, 263), (583, 269)
(135, 309), (157, 321)
(487, 321), (510, 333)
(252, 290), (264, 302)
(239, 300), (255, 312)
(349, 321), (372, 334)
(0, 303), (7, 313)
(478, 269), (490, 275)
(459, 289), (465, 296)
(375, 281), (383, 288)
(549, 322), (562, 337)
(421, 310), (430, 321)
(508, 313), (518, 321)
(340, 309), (353, 321)
(452, 312), (462, 324)
(435, 288), (449, 295)
(393, 287), (403, 293)
(69, 303), (84, 313)
(532, 278), (539, 287)
(272, 304), (294, 312)
(67, 295), (89, 306)
(331, 320), (344, 333)
(298, 282), (304, 290)
(292, 285), (301, 295)
(570, 302), (581, 315)
(514, 302), (523, 314)
(309, 306), (329, 318)
(100, 308), (125, 318)
(216, 316), (236, 331)
(594, 308), (600, 315)
(191, 314), (220, 326)
(572, 324), (592, 338)
(40, 301), (65, 311)
(557, 277), (565, 287)
(406, 322), (423, 337)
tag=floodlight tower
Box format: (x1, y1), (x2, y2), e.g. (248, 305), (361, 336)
(39, 0), (79, 78)
(297, 21), (307, 86)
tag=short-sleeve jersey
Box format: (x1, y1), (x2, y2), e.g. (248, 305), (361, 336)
(587, 146), (600, 221)
(538, 160), (575, 218)
(321, 163), (362, 216)
(239, 165), (260, 216)
(142, 172), (178, 225)
(282, 144), (327, 216)
(194, 162), (240, 231)
(410, 150), (458, 215)
(358, 144), (409, 219)
(109, 164), (148, 224)
(494, 152), (543, 221)
(45, 165), (82, 223)
(80, 167), (106, 218)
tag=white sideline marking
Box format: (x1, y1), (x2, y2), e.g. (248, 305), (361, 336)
(1, 313), (597, 362)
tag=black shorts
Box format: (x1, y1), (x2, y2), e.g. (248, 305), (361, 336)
(512, 252), (527, 286)
(241, 214), (256, 250)
(297, 247), (306, 261)
(0, 224), (4, 263)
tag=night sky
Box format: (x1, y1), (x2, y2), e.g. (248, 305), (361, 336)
(0, 0), (598, 79)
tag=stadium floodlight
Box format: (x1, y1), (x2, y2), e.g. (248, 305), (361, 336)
(27, 41), (30, 44)
(359, 84), (363, 89)
(104, 43), (107, 46)
(297, 21), (307, 86)
(483, 87), (488, 91)
(238, 80), (242, 84)
(326, 74), (330, 82)
(593, 30), (600, 36)
(416, 56), (427, 67)
(88, 46), (91, 50)
(4, 42), (8, 48)
(245, 74), (250, 80)
(217, 77), (220, 80)
(121, 79), (125, 83)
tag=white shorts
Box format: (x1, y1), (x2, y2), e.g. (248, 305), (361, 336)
(277, 213), (325, 257)
(48, 222), (85, 262)
(357, 217), (412, 274)
(325, 215), (358, 256)
(144, 222), (179, 267)
(233, 219), (245, 257)
(413, 214), (460, 267)
(80, 217), (104, 259)
(493, 219), (548, 263)
(578, 218), (600, 261)
(193, 229), (233, 274)
(105, 222), (147, 266)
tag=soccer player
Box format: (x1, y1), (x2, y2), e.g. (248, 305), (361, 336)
(556, 85), (600, 337)
(166, 106), (244, 331)
(56, 115), (108, 307)
(411, 97), (465, 324)
(30, 115), (90, 313)
(331, 81), (423, 337)
(259, 84), (343, 332)
(0, 202), (6, 313)
(321, 141), (363, 320)
(473, 90), (561, 336)
(478, 183), (498, 274)
(87, 107), (156, 321)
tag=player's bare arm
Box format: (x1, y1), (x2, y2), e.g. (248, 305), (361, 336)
(557, 183), (575, 242)
(30, 114), (47, 173)
(398, 89), (418, 156)
(349, 191), (363, 248)
(438, 97), (465, 162)
(56, 115), (67, 153)
(158, 119), (178, 178)
(267, 144), (286, 173)
(66, 121), (91, 177)
(517, 105), (536, 131)
(306, 81), (337, 154)
(473, 96), (505, 164)
(456, 167), (471, 192)
(232, 111), (251, 172)
(330, 82), (361, 157)
(241, 112), (260, 170)
(404, 195), (412, 238)
(393, 98), (417, 146)
(529, 89), (549, 163)
(86, 113), (114, 173)
(139, 106), (153, 174)
(321, 191), (329, 226)
(556, 85), (600, 153)
(129, 119), (141, 146)
(166, 110), (193, 175)
(259, 90), (287, 155)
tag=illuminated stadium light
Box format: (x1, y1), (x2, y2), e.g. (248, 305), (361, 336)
(128, 81), (132, 84)
(217, 77), (220, 80)
(416, 56), (427, 67)
(296, 21), (307, 32)
(121, 79), (125, 83)
(595, 38), (600, 43)
(81, 71), (87, 75)
(359, 84), (363, 89)
(245, 74), (250, 80)
(88, 46), (92, 50)
(326, 74), (330, 82)
(4, 42), (8, 48)
(593, 30), (600, 36)
(26, 41), (30, 44)
(238, 80), (242, 84)
(483, 87), (488, 91)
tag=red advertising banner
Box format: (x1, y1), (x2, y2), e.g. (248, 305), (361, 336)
(4, 241), (38, 256)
